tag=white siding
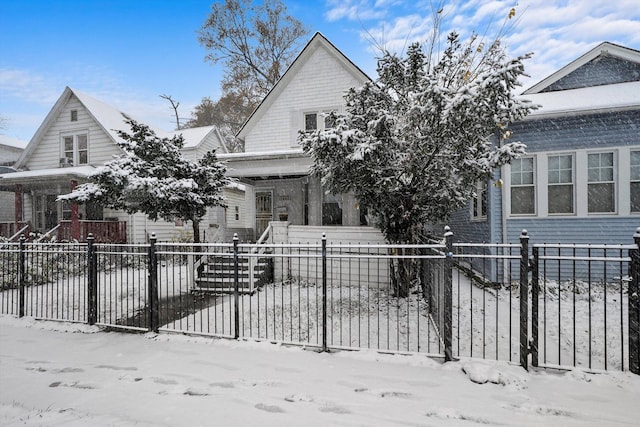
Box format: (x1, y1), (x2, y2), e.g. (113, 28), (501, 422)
(224, 189), (245, 227)
(25, 95), (121, 170)
(244, 46), (364, 152)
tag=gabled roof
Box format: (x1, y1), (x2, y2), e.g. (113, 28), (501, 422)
(236, 32), (371, 140)
(15, 87), (226, 168)
(524, 42), (640, 94)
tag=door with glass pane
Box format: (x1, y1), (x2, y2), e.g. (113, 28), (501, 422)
(255, 191), (273, 238)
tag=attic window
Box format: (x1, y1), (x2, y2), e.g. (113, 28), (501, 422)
(304, 113), (317, 131)
(70, 110), (78, 122)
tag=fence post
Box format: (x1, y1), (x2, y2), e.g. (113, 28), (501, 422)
(18, 235), (26, 318)
(629, 227), (640, 375)
(233, 233), (240, 339)
(322, 233), (328, 352)
(519, 229), (530, 370)
(531, 247), (539, 368)
(444, 226), (454, 362)
(86, 233), (97, 325)
(148, 233), (159, 333)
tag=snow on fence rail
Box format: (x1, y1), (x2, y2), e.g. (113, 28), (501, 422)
(1, 228), (639, 375)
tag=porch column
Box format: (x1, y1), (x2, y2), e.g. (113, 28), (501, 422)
(14, 184), (23, 230)
(70, 179), (80, 240)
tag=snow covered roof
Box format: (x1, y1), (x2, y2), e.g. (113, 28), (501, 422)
(521, 80), (640, 119)
(14, 87), (225, 168)
(0, 134), (28, 149)
(0, 165), (96, 190)
(71, 88), (133, 146)
(524, 42), (640, 95)
(165, 125), (225, 151)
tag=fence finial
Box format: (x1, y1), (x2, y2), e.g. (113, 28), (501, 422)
(233, 232), (239, 242)
(634, 227), (640, 241)
(521, 229), (529, 239)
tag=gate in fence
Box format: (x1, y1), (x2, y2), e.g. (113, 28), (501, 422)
(1, 228), (639, 374)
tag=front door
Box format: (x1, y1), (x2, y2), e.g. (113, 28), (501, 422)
(255, 191), (273, 238)
(45, 195), (58, 230)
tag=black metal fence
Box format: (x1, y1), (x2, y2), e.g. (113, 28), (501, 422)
(1, 228), (639, 374)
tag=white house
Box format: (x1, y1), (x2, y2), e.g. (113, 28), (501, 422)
(220, 32), (385, 244)
(0, 87), (236, 243)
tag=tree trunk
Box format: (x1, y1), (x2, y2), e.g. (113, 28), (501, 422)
(192, 220), (200, 244)
(390, 247), (416, 298)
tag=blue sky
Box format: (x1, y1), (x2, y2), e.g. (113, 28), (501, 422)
(1, 0), (639, 145)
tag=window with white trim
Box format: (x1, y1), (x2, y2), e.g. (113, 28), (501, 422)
(304, 110), (337, 132)
(631, 150), (640, 213)
(510, 157), (535, 215)
(70, 110), (78, 122)
(471, 181), (487, 220)
(62, 133), (88, 165)
(548, 154), (574, 214)
(587, 152), (615, 213)
(304, 113), (317, 131)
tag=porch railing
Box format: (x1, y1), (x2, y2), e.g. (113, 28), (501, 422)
(58, 220), (127, 243)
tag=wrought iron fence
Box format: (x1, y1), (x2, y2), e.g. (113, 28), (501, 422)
(1, 228), (638, 375)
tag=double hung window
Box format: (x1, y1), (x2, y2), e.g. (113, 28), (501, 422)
(510, 158), (535, 215)
(62, 133), (88, 165)
(587, 152), (615, 213)
(548, 154), (574, 214)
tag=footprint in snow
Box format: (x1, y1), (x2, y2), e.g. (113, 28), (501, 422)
(255, 403), (285, 413)
(95, 364), (138, 371)
(354, 387), (413, 398)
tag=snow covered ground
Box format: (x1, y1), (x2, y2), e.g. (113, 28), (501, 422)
(1, 314), (639, 426)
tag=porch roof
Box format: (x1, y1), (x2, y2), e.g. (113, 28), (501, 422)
(0, 166), (96, 191)
(220, 150), (311, 178)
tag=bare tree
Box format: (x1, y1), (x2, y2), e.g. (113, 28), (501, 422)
(195, 0), (309, 135)
(160, 94), (181, 130)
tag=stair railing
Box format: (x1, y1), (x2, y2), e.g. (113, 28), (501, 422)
(249, 222), (273, 291)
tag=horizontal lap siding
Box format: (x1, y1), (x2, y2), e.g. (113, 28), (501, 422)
(27, 96), (121, 170)
(507, 217), (638, 282)
(245, 46), (364, 152)
(512, 110), (640, 153)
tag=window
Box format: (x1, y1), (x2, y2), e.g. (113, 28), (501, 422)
(548, 154), (574, 214)
(304, 113), (317, 131)
(510, 157), (535, 215)
(234, 206), (240, 221)
(471, 181), (488, 220)
(61, 133), (88, 165)
(304, 110), (337, 132)
(588, 152), (615, 213)
(322, 192), (342, 225)
(70, 110), (78, 122)
(323, 112), (336, 130)
(62, 200), (72, 220)
(631, 151), (640, 213)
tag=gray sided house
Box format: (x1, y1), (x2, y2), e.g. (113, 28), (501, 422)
(449, 42), (640, 280)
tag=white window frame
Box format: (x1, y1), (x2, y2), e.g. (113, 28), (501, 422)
(470, 180), (488, 221)
(587, 151), (616, 214)
(303, 109), (339, 133)
(631, 150), (640, 214)
(61, 132), (89, 166)
(547, 153), (575, 215)
(509, 157), (536, 216)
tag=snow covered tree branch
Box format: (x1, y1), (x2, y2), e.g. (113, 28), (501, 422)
(300, 32), (536, 296)
(58, 116), (229, 243)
